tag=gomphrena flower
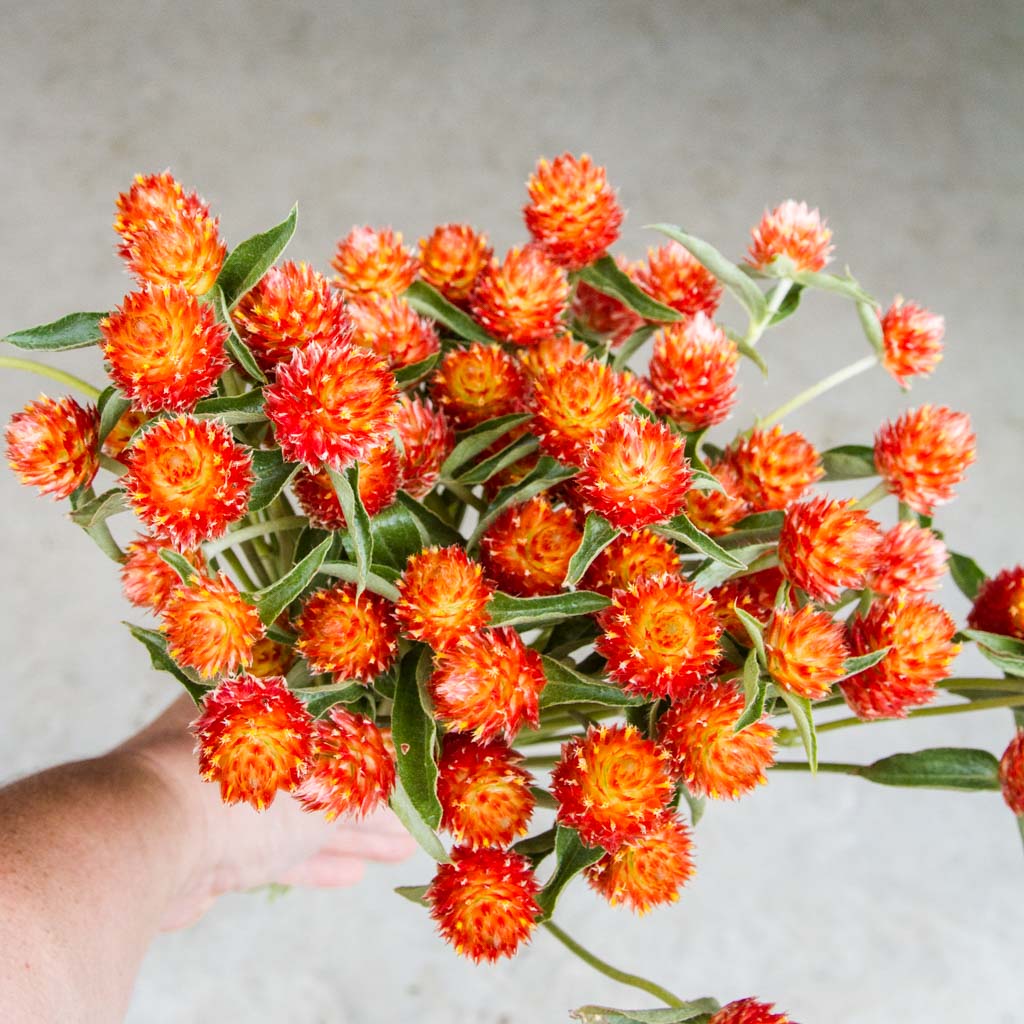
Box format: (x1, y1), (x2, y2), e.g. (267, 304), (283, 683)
(778, 496), (881, 602)
(516, 334), (590, 381)
(597, 575), (721, 700)
(436, 733), (535, 848)
(121, 535), (202, 614)
(572, 256), (644, 345)
(481, 495), (583, 597)
(394, 394), (454, 498)
(581, 528), (681, 597)
(709, 998), (794, 1024)
(585, 812), (695, 914)
(551, 725), (673, 851)
(101, 285), (230, 412)
(968, 565), (1024, 640)
(115, 172), (191, 241)
(648, 313), (738, 430)
(346, 292), (440, 370)
(868, 521), (948, 596)
(658, 681), (777, 800)
(295, 584), (399, 684)
(247, 635), (296, 679)
(711, 567), (785, 640)
(430, 342), (527, 429)
(395, 545), (493, 650)
(331, 225), (419, 298)
(879, 297), (945, 387)
(616, 369), (658, 409)
(123, 415), (252, 550)
(102, 407), (150, 465)
(191, 674), (315, 811)
(426, 846), (540, 963)
(843, 596), (959, 719)
(998, 731), (1024, 815)
(765, 605), (849, 701)
(683, 460), (750, 537)
(296, 706), (396, 820)
(265, 340), (398, 472)
(635, 241), (722, 318)
(727, 426), (823, 512)
(162, 571), (265, 679)
(418, 223), (493, 304)
(5, 395), (99, 499)
(747, 200), (833, 273)
(523, 152), (624, 270)
(470, 245), (570, 345)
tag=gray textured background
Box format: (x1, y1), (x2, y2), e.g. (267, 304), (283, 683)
(2, 2), (1023, 1021)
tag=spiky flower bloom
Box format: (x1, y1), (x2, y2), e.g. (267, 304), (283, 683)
(114, 172), (190, 241)
(516, 334), (590, 381)
(868, 522), (948, 596)
(247, 635), (296, 679)
(426, 846), (540, 963)
(778, 496), (881, 602)
(191, 674), (315, 810)
(968, 566), (1024, 640)
(5, 395), (99, 499)
(394, 394), (454, 498)
(575, 416), (693, 530)
(123, 416), (252, 550)
(727, 426), (823, 512)
(649, 314), (739, 429)
(711, 568), (785, 640)
(765, 605), (849, 701)
(616, 370), (658, 409)
(331, 226), (419, 298)
(430, 342), (527, 429)
(710, 998), (793, 1024)
(582, 529), (682, 597)
(572, 256), (644, 345)
(843, 596), (959, 719)
(635, 241), (723, 318)
(551, 725), (674, 850)
(879, 298), (945, 386)
(999, 731), (1024, 815)
(265, 340), (397, 471)
(296, 707), (396, 820)
(683, 460), (750, 537)
(874, 405), (976, 515)
(436, 734), (534, 848)
(101, 286), (230, 412)
(658, 681), (777, 800)
(102, 407), (150, 464)
(418, 223), (493, 304)
(396, 546), (493, 650)
(481, 495), (583, 597)
(429, 627), (547, 742)
(597, 575), (721, 700)
(162, 572), (265, 679)
(747, 200), (833, 272)
(295, 584), (399, 684)
(586, 812), (695, 914)
(121, 535), (202, 614)
(231, 260), (351, 371)
(470, 246), (570, 345)
(346, 293), (440, 369)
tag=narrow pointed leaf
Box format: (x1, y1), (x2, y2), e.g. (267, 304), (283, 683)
(193, 388), (266, 425)
(97, 387), (133, 448)
(213, 285), (267, 383)
(570, 1000), (721, 1023)
(126, 623), (208, 705)
(441, 412), (533, 479)
(535, 826), (604, 919)
(727, 328), (769, 376)
(790, 269), (875, 305)
(576, 255), (682, 322)
(68, 486), (126, 528)
(962, 629), (1024, 678)
(690, 470), (726, 494)
(391, 648), (443, 831)
(732, 606), (767, 668)
(540, 655), (643, 709)
(769, 283), (804, 325)
(300, 682), (369, 719)
(328, 465), (373, 593)
(487, 591), (611, 629)
(456, 433), (539, 485)
(394, 350), (440, 387)
(216, 204), (298, 309)
(857, 300), (884, 355)
(611, 324), (658, 371)
(3, 311), (107, 351)
(735, 650), (768, 733)
(839, 647), (890, 681)
(248, 535), (332, 625)
(317, 561), (401, 602)
(394, 884), (429, 907)
(367, 501), (426, 568)
(404, 279), (496, 344)
(247, 448), (300, 513)
(158, 548), (199, 586)
(656, 513), (745, 569)
(779, 690), (817, 771)
(821, 444), (877, 481)
(390, 777), (449, 863)
(858, 747), (1001, 791)
(948, 552), (987, 602)
(564, 513), (618, 588)
(394, 491), (463, 547)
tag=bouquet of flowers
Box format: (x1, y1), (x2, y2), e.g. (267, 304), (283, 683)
(4, 154), (1023, 1023)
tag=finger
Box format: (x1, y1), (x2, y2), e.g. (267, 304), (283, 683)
(278, 853), (366, 889)
(317, 826), (419, 862)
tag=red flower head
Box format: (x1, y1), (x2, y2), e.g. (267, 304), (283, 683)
(121, 535), (203, 614)
(968, 566), (1024, 640)
(394, 394), (454, 498)
(265, 340), (397, 472)
(516, 334), (590, 382)
(470, 246), (570, 345)
(683, 460), (750, 537)
(347, 293), (440, 370)
(551, 725), (674, 851)
(778, 496), (882, 602)
(191, 674), (315, 810)
(711, 568), (785, 640)
(747, 200), (833, 273)
(874, 405), (976, 515)
(868, 521), (948, 596)
(765, 605), (849, 701)
(419, 223), (493, 304)
(426, 846), (540, 962)
(635, 241), (723, 318)
(879, 298), (945, 387)
(429, 627), (547, 742)
(436, 733), (535, 848)
(247, 635), (296, 679)
(658, 681), (777, 800)
(296, 707), (396, 820)
(430, 342), (527, 429)
(572, 255), (645, 345)
(582, 528), (682, 597)
(331, 226), (419, 298)
(999, 731), (1024, 815)
(5, 395), (99, 499)
(123, 416), (252, 550)
(843, 596), (959, 719)
(727, 426), (823, 512)
(102, 407), (150, 465)
(115, 172), (190, 241)
(396, 545), (493, 650)
(710, 998), (793, 1024)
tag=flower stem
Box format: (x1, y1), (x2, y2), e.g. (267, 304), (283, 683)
(202, 516), (308, 558)
(98, 453), (127, 477)
(852, 480), (889, 511)
(745, 279), (792, 348)
(0, 356), (102, 401)
(219, 547), (259, 592)
(756, 353), (878, 429)
(444, 479), (487, 513)
(815, 693), (1024, 735)
(770, 761), (863, 775)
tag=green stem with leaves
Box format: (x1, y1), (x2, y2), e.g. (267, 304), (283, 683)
(744, 279), (793, 348)
(814, 693), (1024, 736)
(757, 352), (878, 428)
(0, 356), (102, 401)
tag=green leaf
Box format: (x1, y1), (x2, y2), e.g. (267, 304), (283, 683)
(68, 486), (126, 528)
(328, 465), (374, 594)
(299, 682), (369, 719)
(404, 279), (497, 345)
(576, 255), (683, 323)
(212, 285), (267, 383)
(366, 501), (426, 569)
(962, 629), (1024, 678)
(821, 444), (876, 481)
(391, 648), (443, 832)
(394, 491), (464, 548)
(512, 826), (558, 864)
(394, 884), (429, 907)
(735, 649), (768, 732)
(656, 513), (745, 569)
(689, 470), (726, 495)
(535, 826), (604, 919)
(216, 204), (298, 309)
(158, 548), (199, 586)
(857, 300), (884, 356)
(688, 543), (777, 591)
(948, 551), (987, 602)
(248, 535), (332, 625)
(540, 655), (642, 709)
(2, 311), (107, 351)
(390, 777), (449, 863)
(779, 690), (817, 772)
(769, 283), (804, 325)
(488, 590), (611, 629)
(97, 387), (133, 448)
(858, 747), (1001, 791)
(732, 606), (767, 668)
(679, 785), (706, 827)
(790, 268), (875, 305)
(564, 514), (619, 588)
(193, 388), (266, 425)
(570, 1000), (720, 1024)
(317, 562), (401, 602)
(611, 324), (658, 371)
(393, 351), (440, 387)
(839, 647), (890, 681)
(125, 623), (208, 705)
(247, 448), (300, 514)
(456, 433), (539, 486)
(726, 328), (769, 376)
(441, 412), (534, 479)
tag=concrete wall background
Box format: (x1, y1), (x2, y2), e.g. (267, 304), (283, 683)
(1, 1), (1022, 1020)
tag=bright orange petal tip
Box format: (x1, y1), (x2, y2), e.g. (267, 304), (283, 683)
(765, 605), (849, 701)
(572, 255), (644, 345)
(968, 565), (1024, 641)
(711, 567), (785, 641)
(102, 408), (150, 464)
(418, 223), (493, 304)
(710, 998), (794, 1024)
(999, 731), (1024, 815)
(394, 394), (454, 498)
(683, 460), (750, 537)
(121, 535), (203, 614)
(747, 200), (833, 273)
(516, 334), (590, 382)
(331, 225), (419, 298)
(347, 293), (439, 369)
(879, 297), (945, 386)
(247, 634), (296, 679)
(429, 342), (527, 429)
(727, 426), (823, 512)
(581, 528), (682, 597)
(868, 521), (948, 596)
(635, 241), (723, 318)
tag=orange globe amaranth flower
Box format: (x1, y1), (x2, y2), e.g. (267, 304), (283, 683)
(123, 415), (252, 550)
(102, 407), (150, 464)
(396, 545), (494, 650)
(874, 405), (976, 515)
(436, 733), (535, 848)
(231, 260), (351, 371)
(778, 496), (882, 602)
(346, 292), (440, 370)
(575, 415), (693, 530)
(247, 635), (296, 678)
(617, 370), (658, 409)
(426, 846), (540, 963)
(5, 395), (99, 499)
(635, 241), (723, 318)
(121, 535), (202, 614)
(586, 812), (695, 914)
(162, 571), (265, 679)
(868, 521), (948, 596)
(394, 394), (454, 498)
(429, 627), (547, 742)
(710, 998), (793, 1024)
(765, 605), (849, 701)
(265, 340), (398, 472)
(683, 460), (750, 537)
(516, 334), (590, 381)
(101, 286), (230, 412)
(470, 245), (570, 346)
(296, 706), (396, 820)
(968, 566), (1024, 640)
(295, 584), (399, 684)
(711, 567), (785, 640)
(582, 528), (682, 597)
(331, 225), (419, 298)
(649, 314), (739, 430)
(523, 153), (624, 270)
(747, 200), (833, 273)
(481, 495), (583, 596)
(115, 172), (192, 243)
(843, 596), (959, 719)
(418, 223), (493, 304)
(551, 725), (674, 851)
(727, 426), (823, 512)
(658, 681), (777, 800)
(191, 674), (315, 811)
(998, 731), (1024, 815)
(879, 297), (945, 386)
(572, 256), (645, 345)
(430, 342), (527, 429)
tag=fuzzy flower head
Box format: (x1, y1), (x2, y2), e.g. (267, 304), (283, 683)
(115, 172), (192, 241)
(616, 370), (658, 409)
(430, 342), (527, 429)
(747, 200), (833, 273)
(879, 298), (945, 386)
(347, 293), (439, 370)
(683, 460), (750, 537)
(419, 223), (493, 304)
(102, 408), (150, 465)
(868, 522), (948, 596)
(331, 226), (419, 298)
(394, 394), (454, 498)
(710, 999), (793, 1024)
(582, 528), (682, 597)
(765, 605), (849, 701)
(968, 566), (1024, 640)
(635, 241), (723, 318)
(121, 535), (202, 614)
(516, 334), (591, 381)
(572, 256), (645, 345)
(727, 426), (823, 512)
(711, 568), (785, 641)
(247, 636), (296, 679)
(999, 731), (1024, 815)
